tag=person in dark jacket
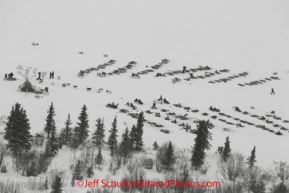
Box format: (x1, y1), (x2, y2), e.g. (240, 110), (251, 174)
(271, 88), (275, 95)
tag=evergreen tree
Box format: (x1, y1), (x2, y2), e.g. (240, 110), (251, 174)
(86, 164), (94, 177)
(44, 102), (56, 138)
(61, 113), (72, 145)
(247, 146), (257, 168)
(51, 175), (63, 193)
(135, 112), (144, 151)
(44, 177), (49, 190)
(75, 105), (89, 145)
(191, 120), (212, 170)
(222, 136), (231, 162)
(92, 118), (105, 147)
(95, 147), (103, 165)
(153, 141), (159, 150)
(273, 180), (288, 193)
(253, 180), (266, 193)
(4, 103), (32, 155)
(163, 141), (176, 170)
(107, 116), (118, 156)
(45, 125), (59, 157)
(70, 174), (75, 187)
(129, 125), (137, 151)
(119, 127), (131, 164)
(74, 160), (83, 180)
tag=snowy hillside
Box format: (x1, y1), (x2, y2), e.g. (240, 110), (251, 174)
(0, 0), (289, 193)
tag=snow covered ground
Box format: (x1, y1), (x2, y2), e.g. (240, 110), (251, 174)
(0, 0), (289, 192)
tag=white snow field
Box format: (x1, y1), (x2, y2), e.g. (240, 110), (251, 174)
(0, 0), (289, 192)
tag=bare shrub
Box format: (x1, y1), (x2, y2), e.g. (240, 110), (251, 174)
(139, 155), (155, 169)
(0, 179), (22, 193)
(25, 177), (46, 191)
(217, 152), (245, 182)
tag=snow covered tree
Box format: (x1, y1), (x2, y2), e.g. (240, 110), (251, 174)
(247, 146), (256, 168)
(153, 141), (159, 150)
(44, 177), (49, 190)
(51, 175), (63, 193)
(61, 113), (72, 145)
(45, 124), (58, 157)
(253, 180), (266, 193)
(86, 164), (94, 177)
(4, 103), (32, 155)
(273, 180), (288, 193)
(75, 105), (89, 145)
(135, 112), (144, 151)
(73, 160), (83, 180)
(44, 102), (56, 138)
(119, 127), (131, 164)
(95, 148), (103, 165)
(163, 141), (176, 170)
(129, 125), (137, 151)
(222, 136), (231, 162)
(191, 120), (212, 170)
(70, 175), (75, 187)
(107, 116), (118, 156)
(92, 118), (105, 147)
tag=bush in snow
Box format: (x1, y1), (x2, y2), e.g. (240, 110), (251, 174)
(139, 156), (155, 169)
(0, 179), (21, 193)
(217, 152), (245, 182)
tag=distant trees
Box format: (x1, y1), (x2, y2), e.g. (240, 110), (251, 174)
(135, 112), (144, 151)
(74, 105), (89, 145)
(119, 127), (132, 164)
(222, 136), (231, 162)
(247, 146), (256, 168)
(44, 102), (56, 138)
(156, 141), (176, 170)
(60, 113), (73, 145)
(108, 116), (118, 156)
(44, 103), (58, 157)
(191, 120), (212, 170)
(51, 175), (63, 193)
(4, 103), (32, 155)
(92, 118), (105, 148)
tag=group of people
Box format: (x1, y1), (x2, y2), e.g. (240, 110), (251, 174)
(49, 71), (55, 79)
(4, 72), (14, 80)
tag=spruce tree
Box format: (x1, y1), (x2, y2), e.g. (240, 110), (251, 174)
(163, 141), (176, 170)
(45, 124), (58, 157)
(44, 102), (56, 138)
(153, 141), (159, 150)
(51, 175), (63, 193)
(75, 105), (89, 145)
(61, 113), (72, 145)
(222, 136), (231, 162)
(107, 116), (118, 156)
(191, 120), (212, 170)
(70, 174), (75, 187)
(44, 177), (49, 190)
(4, 103), (32, 155)
(135, 112), (144, 151)
(129, 125), (137, 151)
(86, 164), (94, 177)
(119, 127), (131, 164)
(74, 160), (83, 180)
(247, 146), (256, 168)
(92, 118), (105, 147)
(273, 180), (288, 193)
(95, 147), (103, 165)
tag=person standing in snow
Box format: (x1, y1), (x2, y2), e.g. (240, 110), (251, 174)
(52, 71), (54, 79)
(4, 73), (7, 80)
(271, 88), (275, 95)
(38, 72), (41, 79)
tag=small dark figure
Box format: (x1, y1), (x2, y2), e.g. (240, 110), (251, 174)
(271, 88), (275, 95)
(52, 71), (54, 79)
(158, 95), (162, 101)
(49, 72), (52, 79)
(152, 102), (156, 109)
(4, 73), (7, 80)
(163, 98), (170, 104)
(57, 76), (61, 80)
(189, 73), (194, 78)
(183, 66), (187, 73)
(45, 87), (49, 93)
(38, 72), (41, 79)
